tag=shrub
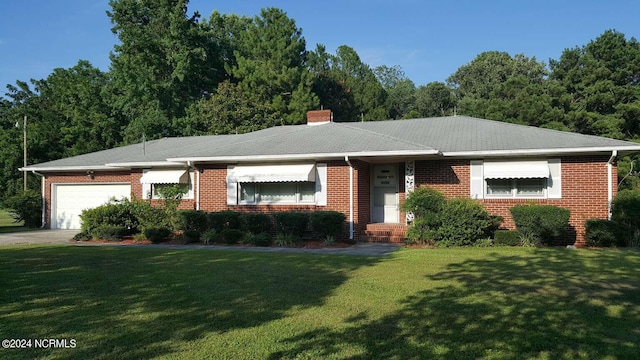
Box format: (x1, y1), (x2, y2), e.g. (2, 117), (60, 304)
(611, 189), (640, 242)
(3, 190), (42, 228)
(203, 229), (217, 244)
(322, 235), (336, 246)
(144, 227), (171, 243)
(133, 233), (147, 242)
(72, 232), (92, 241)
(177, 210), (209, 233)
(584, 219), (631, 247)
(400, 186), (446, 218)
(494, 230), (522, 246)
(510, 204), (570, 245)
(245, 232), (272, 246)
(128, 198), (169, 230)
(80, 199), (138, 235)
(406, 217), (437, 245)
(239, 213), (272, 234)
(220, 228), (243, 244)
(208, 211), (241, 232)
(309, 211), (346, 238)
(273, 212), (309, 239)
(183, 229), (201, 243)
(91, 225), (127, 241)
(434, 198), (495, 247)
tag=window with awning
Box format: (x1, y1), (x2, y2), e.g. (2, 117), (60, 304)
(483, 160), (550, 179)
(470, 159), (561, 199)
(226, 164), (316, 183)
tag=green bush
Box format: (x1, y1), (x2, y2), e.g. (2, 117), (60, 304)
(494, 230), (522, 246)
(239, 213), (272, 234)
(3, 190), (42, 228)
(309, 211), (346, 238)
(72, 232), (92, 241)
(144, 227), (171, 243)
(585, 219), (631, 247)
(91, 225), (128, 241)
(274, 234), (301, 247)
(245, 232), (272, 246)
(177, 210), (209, 233)
(611, 189), (640, 242)
(128, 198), (169, 230)
(273, 212), (309, 239)
(208, 210), (241, 232)
(406, 217), (437, 245)
(400, 186), (446, 218)
(183, 229), (201, 243)
(510, 204), (570, 245)
(220, 228), (243, 244)
(203, 229), (217, 244)
(80, 199), (138, 235)
(434, 198), (495, 247)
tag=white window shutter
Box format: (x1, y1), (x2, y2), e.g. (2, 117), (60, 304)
(226, 166), (237, 205)
(547, 158), (562, 199)
(470, 160), (484, 199)
(315, 163), (327, 206)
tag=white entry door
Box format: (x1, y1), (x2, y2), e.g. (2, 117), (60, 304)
(372, 164), (399, 223)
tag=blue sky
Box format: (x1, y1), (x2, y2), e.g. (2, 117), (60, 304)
(1, 0), (639, 93)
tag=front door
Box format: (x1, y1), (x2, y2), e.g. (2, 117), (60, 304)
(372, 164), (399, 223)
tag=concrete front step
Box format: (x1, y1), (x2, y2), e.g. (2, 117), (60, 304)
(359, 235), (407, 243)
(361, 223), (408, 243)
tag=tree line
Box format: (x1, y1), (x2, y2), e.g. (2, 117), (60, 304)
(1, 0), (640, 201)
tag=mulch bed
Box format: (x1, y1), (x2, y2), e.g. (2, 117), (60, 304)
(73, 237), (353, 249)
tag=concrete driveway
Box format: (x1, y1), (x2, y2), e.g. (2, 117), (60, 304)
(0, 230), (78, 246)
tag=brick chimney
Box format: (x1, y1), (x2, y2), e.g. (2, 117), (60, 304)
(306, 109), (333, 125)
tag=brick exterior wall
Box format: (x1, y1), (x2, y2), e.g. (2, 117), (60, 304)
(42, 156), (616, 246)
(414, 156), (615, 246)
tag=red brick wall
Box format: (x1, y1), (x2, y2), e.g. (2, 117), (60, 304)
(414, 157), (615, 246)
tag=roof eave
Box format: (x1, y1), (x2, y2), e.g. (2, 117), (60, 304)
(20, 165), (127, 172)
(442, 146), (640, 158)
(104, 161), (188, 168)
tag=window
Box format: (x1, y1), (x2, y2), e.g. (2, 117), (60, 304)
(486, 178), (545, 198)
(227, 163), (327, 206)
(239, 182), (315, 204)
(470, 159), (561, 199)
(141, 169), (194, 200)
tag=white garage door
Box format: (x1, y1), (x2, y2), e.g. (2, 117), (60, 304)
(53, 184), (131, 229)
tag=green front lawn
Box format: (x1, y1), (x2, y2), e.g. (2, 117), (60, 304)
(0, 246), (638, 359)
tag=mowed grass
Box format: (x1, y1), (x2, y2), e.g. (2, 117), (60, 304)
(0, 209), (26, 233)
(0, 246), (639, 359)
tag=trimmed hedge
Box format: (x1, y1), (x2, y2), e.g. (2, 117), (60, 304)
(183, 229), (201, 243)
(245, 232), (273, 246)
(400, 186), (446, 218)
(273, 212), (309, 239)
(494, 230), (522, 246)
(434, 198), (495, 247)
(208, 210), (241, 232)
(91, 225), (128, 241)
(220, 228), (243, 244)
(309, 211), (346, 238)
(144, 227), (171, 243)
(239, 213), (272, 234)
(177, 210), (209, 233)
(585, 219), (631, 247)
(510, 204), (570, 245)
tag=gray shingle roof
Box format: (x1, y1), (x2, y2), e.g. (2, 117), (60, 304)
(24, 116), (640, 171)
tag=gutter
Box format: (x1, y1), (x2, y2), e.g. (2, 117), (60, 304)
(345, 155), (354, 241)
(443, 146), (640, 158)
(607, 150), (617, 220)
(187, 161), (200, 211)
(30, 171), (46, 228)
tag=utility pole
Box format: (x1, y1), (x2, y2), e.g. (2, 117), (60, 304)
(23, 115), (27, 191)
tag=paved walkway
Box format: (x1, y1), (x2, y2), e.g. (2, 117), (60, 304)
(0, 230), (402, 256)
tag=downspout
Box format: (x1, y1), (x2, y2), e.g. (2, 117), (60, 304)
(187, 161), (200, 211)
(607, 150), (617, 220)
(31, 171), (46, 228)
(344, 155), (354, 241)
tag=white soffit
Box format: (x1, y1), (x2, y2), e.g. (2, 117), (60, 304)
(227, 164), (316, 183)
(140, 170), (188, 184)
(484, 160), (550, 179)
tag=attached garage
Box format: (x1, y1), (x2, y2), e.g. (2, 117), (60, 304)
(52, 183), (131, 229)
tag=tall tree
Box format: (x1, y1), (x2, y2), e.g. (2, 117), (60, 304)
(550, 30), (640, 139)
(228, 8), (318, 125)
(414, 82), (457, 118)
(374, 65), (416, 119)
(106, 0), (219, 142)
